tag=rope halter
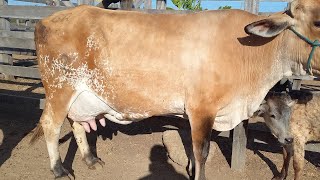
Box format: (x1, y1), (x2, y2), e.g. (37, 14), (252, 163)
(289, 27), (320, 75)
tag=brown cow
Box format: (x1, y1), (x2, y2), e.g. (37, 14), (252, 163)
(32, 0), (320, 179)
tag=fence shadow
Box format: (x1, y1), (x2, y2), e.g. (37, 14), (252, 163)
(211, 131), (233, 167)
(0, 107), (41, 166)
(0, 78), (44, 166)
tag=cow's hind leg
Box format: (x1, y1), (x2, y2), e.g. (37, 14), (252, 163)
(68, 118), (105, 169)
(40, 102), (71, 179)
(188, 111), (214, 180)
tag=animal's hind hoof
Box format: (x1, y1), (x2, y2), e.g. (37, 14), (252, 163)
(53, 168), (72, 180)
(88, 158), (105, 170)
(85, 156), (105, 170)
(55, 175), (72, 180)
(272, 175), (285, 180)
(52, 161), (73, 180)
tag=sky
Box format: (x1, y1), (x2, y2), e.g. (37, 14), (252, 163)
(8, 0), (288, 13)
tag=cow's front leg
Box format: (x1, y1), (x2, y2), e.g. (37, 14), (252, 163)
(68, 118), (105, 169)
(188, 110), (215, 180)
(273, 144), (293, 180)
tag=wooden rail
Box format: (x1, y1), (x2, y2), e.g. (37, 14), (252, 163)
(0, 6), (69, 19)
(0, 30), (34, 39)
(0, 65), (40, 78)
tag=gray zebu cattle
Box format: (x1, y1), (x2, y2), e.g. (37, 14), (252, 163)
(260, 91), (320, 180)
(32, 0), (320, 179)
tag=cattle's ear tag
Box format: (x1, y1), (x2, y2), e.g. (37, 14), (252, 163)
(245, 18), (290, 38)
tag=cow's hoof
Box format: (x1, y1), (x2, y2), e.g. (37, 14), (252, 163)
(52, 161), (73, 180)
(85, 156), (105, 170)
(52, 167), (72, 180)
(272, 176), (285, 180)
(55, 175), (72, 180)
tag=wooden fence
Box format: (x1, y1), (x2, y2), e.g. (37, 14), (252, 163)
(0, 0), (319, 172)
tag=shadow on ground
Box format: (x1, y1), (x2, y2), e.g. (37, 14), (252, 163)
(0, 108), (41, 166)
(139, 145), (188, 180)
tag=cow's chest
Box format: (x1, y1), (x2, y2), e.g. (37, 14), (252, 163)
(67, 91), (148, 124)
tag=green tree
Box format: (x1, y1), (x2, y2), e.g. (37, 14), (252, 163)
(218, 5), (232, 10)
(171, 0), (202, 10)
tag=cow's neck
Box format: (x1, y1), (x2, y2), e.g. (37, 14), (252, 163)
(245, 33), (294, 117)
(282, 28), (319, 77)
(247, 33), (289, 90)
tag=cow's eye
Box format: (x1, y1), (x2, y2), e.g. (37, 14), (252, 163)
(314, 21), (320, 28)
(270, 114), (276, 118)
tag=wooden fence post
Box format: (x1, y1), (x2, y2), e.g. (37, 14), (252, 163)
(292, 79), (302, 90)
(144, 0), (152, 9)
(156, 0), (166, 10)
(61, 0), (75, 7)
(0, 0), (13, 80)
(244, 0), (259, 14)
(78, 0), (94, 5)
(120, 0), (133, 9)
(231, 120), (248, 170)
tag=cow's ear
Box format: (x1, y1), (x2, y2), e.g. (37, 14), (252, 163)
(254, 103), (269, 117)
(245, 17), (292, 37)
(286, 99), (297, 107)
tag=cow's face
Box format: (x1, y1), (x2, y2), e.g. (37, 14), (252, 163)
(245, 0), (320, 38)
(245, 0), (320, 75)
(289, 0), (320, 38)
(258, 93), (295, 145)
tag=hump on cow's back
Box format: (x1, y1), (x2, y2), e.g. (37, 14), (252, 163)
(289, 90), (313, 104)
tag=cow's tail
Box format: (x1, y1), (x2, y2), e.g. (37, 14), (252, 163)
(30, 123), (44, 145)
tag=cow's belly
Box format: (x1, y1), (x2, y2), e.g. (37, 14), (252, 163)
(213, 96), (263, 131)
(67, 91), (150, 124)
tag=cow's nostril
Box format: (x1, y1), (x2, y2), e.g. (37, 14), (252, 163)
(285, 138), (293, 144)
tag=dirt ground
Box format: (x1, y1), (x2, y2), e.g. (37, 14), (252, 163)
(0, 77), (319, 180)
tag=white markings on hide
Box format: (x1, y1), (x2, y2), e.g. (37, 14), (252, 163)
(85, 33), (100, 57)
(39, 53), (106, 99)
